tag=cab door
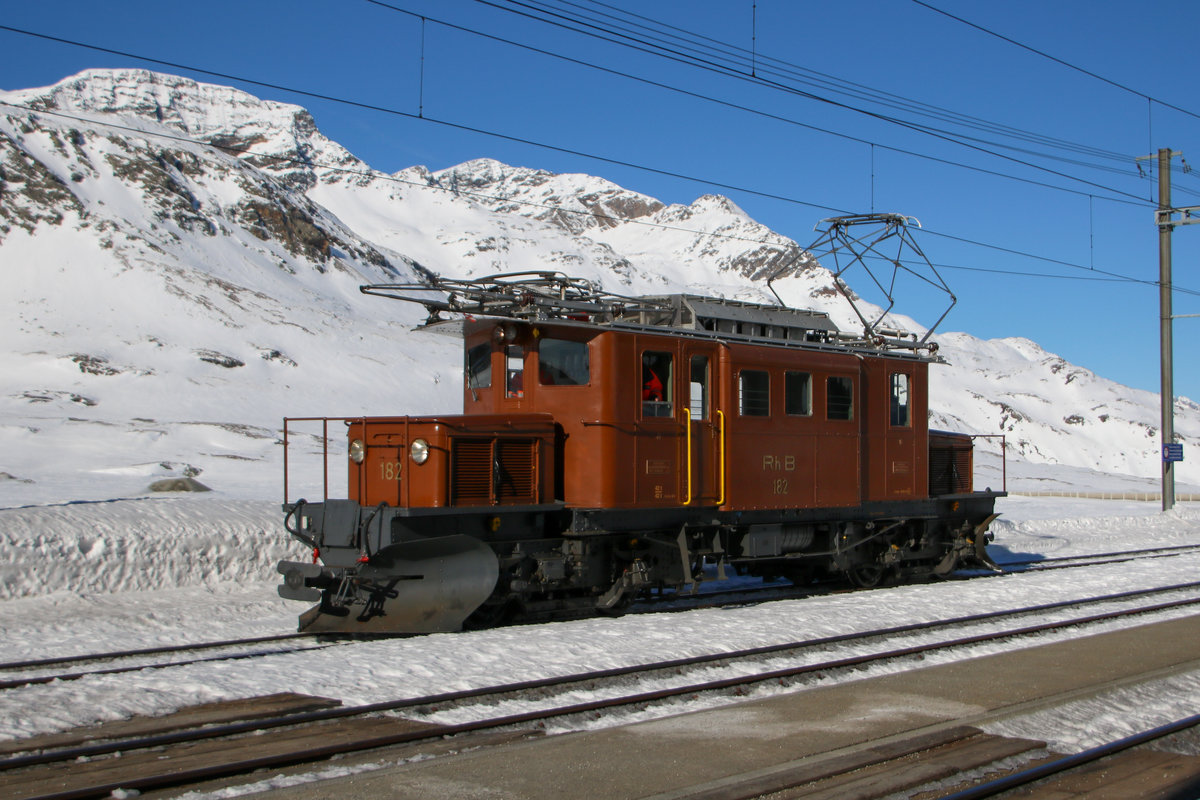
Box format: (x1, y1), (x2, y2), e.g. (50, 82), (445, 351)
(635, 344), (681, 505)
(684, 345), (723, 507)
(883, 369), (917, 497)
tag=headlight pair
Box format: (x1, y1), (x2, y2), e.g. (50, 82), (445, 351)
(348, 438), (430, 465)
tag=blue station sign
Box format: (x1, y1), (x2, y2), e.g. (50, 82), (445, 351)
(1164, 443), (1184, 463)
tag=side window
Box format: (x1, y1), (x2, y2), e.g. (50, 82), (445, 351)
(689, 355), (709, 420)
(466, 342), (491, 390)
(890, 373), (910, 427)
(505, 344), (524, 398)
(785, 371), (811, 416)
(538, 338), (590, 386)
(641, 351), (673, 417)
(827, 376), (854, 420)
(739, 370), (770, 417)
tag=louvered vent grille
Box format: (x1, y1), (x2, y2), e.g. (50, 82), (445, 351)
(496, 440), (536, 501)
(451, 437), (540, 506)
(451, 440), (493, 505)
(929, 442), (972, 496)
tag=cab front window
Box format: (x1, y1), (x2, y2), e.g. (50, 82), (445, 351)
(466, 342), (491, 389)
(538, 338), (590, 386)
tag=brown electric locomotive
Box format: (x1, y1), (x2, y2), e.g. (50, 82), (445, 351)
(277, 267), (1002, 634)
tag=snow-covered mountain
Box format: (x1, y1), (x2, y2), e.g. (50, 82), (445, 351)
(0, 69), (1195, 505)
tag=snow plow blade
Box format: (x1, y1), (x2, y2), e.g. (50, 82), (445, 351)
(973, 513), (1001, 572)
(293, 535), (499, 635)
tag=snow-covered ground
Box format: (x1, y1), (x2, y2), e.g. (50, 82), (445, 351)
(4, 69), (1200, 797)
(1, 486), (1198, 770)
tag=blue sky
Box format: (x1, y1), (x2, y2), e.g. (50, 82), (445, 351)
(2, 0), (1198, 406)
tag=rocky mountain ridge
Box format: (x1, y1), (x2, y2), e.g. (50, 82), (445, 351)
(0, 68), (1194, 503)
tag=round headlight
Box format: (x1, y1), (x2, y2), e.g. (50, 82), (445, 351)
(410, 438), (430, 465)
(349, 439), (366, 464)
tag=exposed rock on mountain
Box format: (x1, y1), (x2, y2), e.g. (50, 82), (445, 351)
(0, 68), (1194, 503)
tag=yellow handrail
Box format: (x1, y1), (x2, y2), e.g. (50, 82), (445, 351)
(684, 408), (693, 505)
(716, 410), (726, 507)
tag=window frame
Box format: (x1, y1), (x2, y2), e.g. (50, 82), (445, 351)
(689, 355), (709, 421)
(826, 375), (854, 421)
(641, 350), (674, 418)
(739, 369), (771, 417)
(784, 370), (812, 417)
(505, 344), (525, 398)
(465, 342), (492, 390)
(889, 372), (911, 427)
(537, 337), (590, 387)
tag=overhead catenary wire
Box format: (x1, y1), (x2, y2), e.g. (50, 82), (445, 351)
(531, 0), (1138, 168)
(468, 0), (1157, 203)
(554, 0), (1187, 204)
(0, 31), (1191, 296)
(1, 9), (1176, 210)
(563, 0), (1200, 203)
(361, 1), (1152, 209)
(505, 0), (1199, 205)
(909, 0), (1200, 124)
(905, 0), (1200, 202)
(0, 23), (843, 214)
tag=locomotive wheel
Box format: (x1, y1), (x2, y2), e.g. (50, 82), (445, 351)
(846, 564), (888, 588)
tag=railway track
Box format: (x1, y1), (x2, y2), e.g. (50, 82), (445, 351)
(937, 713), (1200, 799)
(4, 540), (1199, 692)
(0, 633), (340, 691)
(998, 541), (1200, 572)
(4, 582), (1200, 800)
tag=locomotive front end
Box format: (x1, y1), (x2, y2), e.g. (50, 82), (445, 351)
(277, 414), (558, 633)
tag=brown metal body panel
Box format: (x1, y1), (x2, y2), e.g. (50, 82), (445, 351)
(462, 322), (617, 508)
(453, 319), (938, 512)
(555, 330), (632, 509)
(610, 333), (725, 509)
(460, 322), (728, 510)
(351, 424), (403, 507)
(346, 414), (556, 509)
(719, 344), (863, 510)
